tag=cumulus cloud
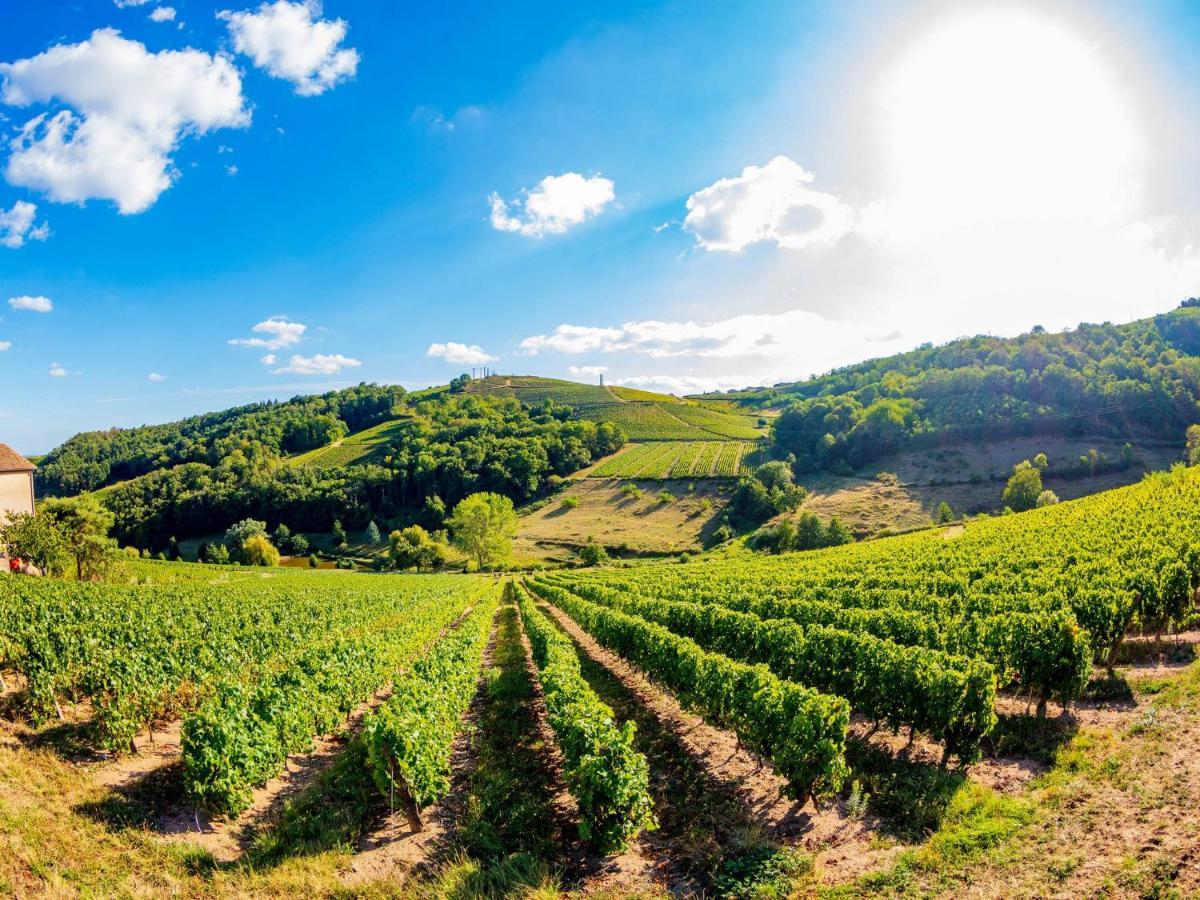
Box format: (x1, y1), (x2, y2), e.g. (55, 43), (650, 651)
(0, 341), (10, 352)
(147, 372), (166, 381)
(272, 352), (361, 375)
(260, 353), (277, 365)
(489, 172), (615, 237)
(8, 295), (53, 313)
(220, 1), (359, 97)
(568, 365), (608, 377)
(611, 374), (748, 395)
(48, 362), (69, 377)
(0, 29), (249, 214)
(518, 307), (920, 395)
(518, 323), (623, 355)
(114, 0), (154, 6)
(150, 6), (177, 22)
(426, 341), (496, 365)
(228, 316), (306, 350)
(684, 156), (857, 252)
(0, 201), (49, 248)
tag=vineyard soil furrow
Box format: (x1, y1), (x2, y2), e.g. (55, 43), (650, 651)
(348, 610), (505, 884)
(530, 593), (904, 886)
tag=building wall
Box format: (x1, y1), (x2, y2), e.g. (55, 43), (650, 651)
(0, 471), (34, 523)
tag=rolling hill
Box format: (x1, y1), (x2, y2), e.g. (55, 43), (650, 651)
(463, 375), (767, 441)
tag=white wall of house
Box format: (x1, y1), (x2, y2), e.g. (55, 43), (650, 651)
(0, 470), (34, 523)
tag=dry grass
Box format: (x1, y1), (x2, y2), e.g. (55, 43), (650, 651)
(795, 436), (1183, 538)
(515, 479), (730, 560)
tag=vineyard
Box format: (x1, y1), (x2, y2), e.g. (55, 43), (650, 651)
(542, 466), (1200, 774)
(4, 467), (1200, 895)
(589, 440), (754, 478)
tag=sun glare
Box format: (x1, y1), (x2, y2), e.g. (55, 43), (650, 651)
(882, 10), (1141, 228)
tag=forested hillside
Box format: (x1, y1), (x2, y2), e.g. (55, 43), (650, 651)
(36, 383), (408, 495)
(709, 303), (1200, 472)
(38, 386), (625, 549)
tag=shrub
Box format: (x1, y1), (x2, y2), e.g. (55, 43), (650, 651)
(224, 519), (267, 557)
(560, 496), (580, 511)
(1001, 460), (1043, 512)
(389, 525), (448, 571)
(578, 540), (609, 566)
(242, 534), (280, 567)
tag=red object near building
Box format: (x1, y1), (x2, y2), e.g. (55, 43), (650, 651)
(8, 557), (20, 574)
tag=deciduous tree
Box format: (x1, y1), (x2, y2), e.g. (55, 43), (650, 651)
(448, 492), (518, 571)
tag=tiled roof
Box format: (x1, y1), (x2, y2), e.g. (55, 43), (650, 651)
(0, 444), (35, 473)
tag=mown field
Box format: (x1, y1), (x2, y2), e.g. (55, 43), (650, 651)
(4, 467), (1200, 896)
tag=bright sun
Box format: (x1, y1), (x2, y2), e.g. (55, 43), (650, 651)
(881, 9), (1140, 229)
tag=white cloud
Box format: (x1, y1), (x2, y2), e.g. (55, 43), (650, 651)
(150, 7), (177, 22)
(147, 372), (166, 381)
(228, 316), (306, 350)
(226, 164), (238, 175)
(522, 309), (897, 362)
(518, 323), (623, 355)
(219, 1), (359, 97)
(612, 374), (747, 395)
(260, 353), (277, 365)
(518, 307), (924, 395)
(568, 365), (608, 377)
(684, 156), (857, 252)
(0, 201), (49, 248)
(114, 0), (154, 6)
(272, 352), (361, 375)
(8, 295), (53, 313)
(0, 341), (10, 352)
(489, 172), (615, 237)
(426, 341), (496, 365)
(48, 362), (69, 377)
(0, 29), (249, 214)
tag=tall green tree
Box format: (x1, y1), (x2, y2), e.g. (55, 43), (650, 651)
(41, 496), (118, 580)
(1188, 424), (1200, 465)
(448, 492), (519, 571)
(1002, 460), (1043, 512)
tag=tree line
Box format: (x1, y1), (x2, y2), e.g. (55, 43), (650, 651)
(760, 305), (1200, 472)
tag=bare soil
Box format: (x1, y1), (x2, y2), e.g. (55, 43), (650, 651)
(345, 616), (502, 885)
(535, 598), (905, 886)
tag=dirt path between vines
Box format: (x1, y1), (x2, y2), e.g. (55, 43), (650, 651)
(535, 598), (904, 885)
(513, 600), (664, 896)
(83, 603), (483, 863)
(345, 613), (501, 884)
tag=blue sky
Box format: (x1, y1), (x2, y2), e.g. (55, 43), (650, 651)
(1, 0), (1199, 453)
